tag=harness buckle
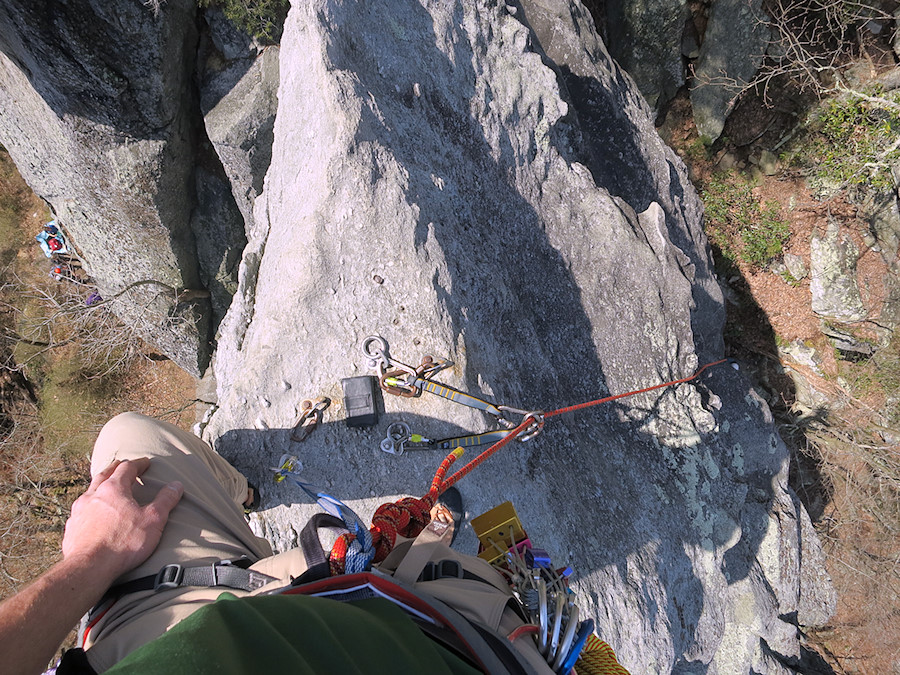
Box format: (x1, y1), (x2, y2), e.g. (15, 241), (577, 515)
(419, 559), (463, 582)
(154, 564), (184, 591)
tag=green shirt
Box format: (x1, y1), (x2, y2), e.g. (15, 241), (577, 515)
(106, 593), (482, 675)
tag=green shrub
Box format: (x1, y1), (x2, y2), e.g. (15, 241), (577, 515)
(701, 172), (791, 268)
(742, 201), (791, 267)
(199, 0), (290, 43)
(798, 91), (900, 192)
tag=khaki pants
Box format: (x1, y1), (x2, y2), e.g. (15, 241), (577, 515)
(83, 413), (306, 672)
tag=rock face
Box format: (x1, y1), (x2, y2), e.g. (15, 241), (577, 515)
(0, 0), (216, 374)
(0, 0), (834, 671)
(604, 0), (690, 111)
(691, 0), (770, 141)
(196, 8), (279, 322)
(810, 220), (867, 322)
(195, 1), (834, 672)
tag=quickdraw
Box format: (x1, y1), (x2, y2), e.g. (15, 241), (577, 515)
(380, 421), (513, 455)
(364, 335), (543, 452)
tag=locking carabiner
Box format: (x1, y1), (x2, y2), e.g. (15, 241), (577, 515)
(290, 397), (330, 442)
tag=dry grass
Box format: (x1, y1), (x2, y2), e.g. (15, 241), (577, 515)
(0, 151), (200, 607)
(0, 410), (86, 595)
(798, 349), (900, 673)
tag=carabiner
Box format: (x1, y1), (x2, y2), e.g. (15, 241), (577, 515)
(362, 335), (419, 378)
(362, 335), (390, 374)
(272, 454), (303, 483)
(291, 397), (330, 442)
(380, 369), (420, 398)
(497, 406), (545, 441)
(519, 412), (545, 441)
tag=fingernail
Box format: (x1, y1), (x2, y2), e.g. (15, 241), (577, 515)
(168, 481), (184, 493)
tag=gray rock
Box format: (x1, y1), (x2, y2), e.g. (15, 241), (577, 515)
(778, 339), (834, 416)
(894, 8), (900, 60)
(760, 149), (779, 176)
(682, 17), (701, 59)
(783, 253), (807, 280)
(691, 0), (771, 141)
(604, 0), (689, 110)
(191, 159), (248, 328)
(810, 221), (867, 322)
(862, 188), (900, 264)
(201, 1), (831, 672)
(821, 323), (875, 358)
(717, 151), (739, 171)
(780, 340), (823, 375)
(882, 270), (900, 329)
(0, 0), (212, 374)
(198, 9), (280, 241)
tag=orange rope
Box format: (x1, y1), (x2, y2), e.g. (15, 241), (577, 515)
(329, 448), (464, 574)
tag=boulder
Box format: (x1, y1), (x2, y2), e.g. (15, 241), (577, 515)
(198, 8), (279, 241)
(894, 8), (900, 60)
(862, 187), (900, 264)
(604, 0), (690, 110)
(0, 0), (213, 374)
(691, 0), (771, 142)
(783, 252), (807, 280)
(810, 221), (867, 322)
(201, 1), (833, 672)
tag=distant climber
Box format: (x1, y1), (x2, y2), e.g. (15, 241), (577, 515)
(35, 221), (70, 258)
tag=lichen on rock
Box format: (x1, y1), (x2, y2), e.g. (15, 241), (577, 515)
(810, 220), (867, 322)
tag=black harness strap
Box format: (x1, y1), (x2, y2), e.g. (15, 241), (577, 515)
(91, 557), (276, 619)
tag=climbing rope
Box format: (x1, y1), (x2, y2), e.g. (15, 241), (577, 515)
(326, 358), (730, 574)
(329, 448), (465, 575)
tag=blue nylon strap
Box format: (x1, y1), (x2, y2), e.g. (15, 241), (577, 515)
(272, 457), (375, 571)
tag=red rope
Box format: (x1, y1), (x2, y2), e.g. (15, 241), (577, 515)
(436, 358), (727, 493)
(543, 359), (727, 419)
(329, 447), (464, 574)
(328, 358), (728, 574)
